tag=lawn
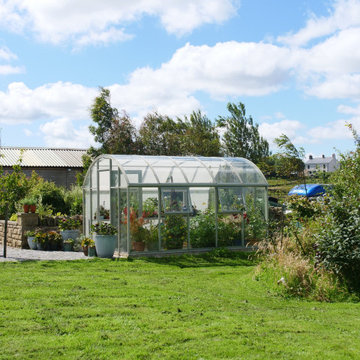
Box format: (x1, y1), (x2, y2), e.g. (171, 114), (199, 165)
(0, 252), (359, 359)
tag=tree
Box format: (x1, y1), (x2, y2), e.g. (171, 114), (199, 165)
(0, 162), (29, 257)
(274, 134), (305, 178)
(182, 110), (221, 156)
(217, 102), (269, 163)
(139, 112), (187, 155)
(88, 87), (138, 157)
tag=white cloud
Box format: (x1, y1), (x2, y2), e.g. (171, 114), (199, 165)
(0, 64), (23, 75)
(309, 119), (356, 140)
(0, 82), (96, 123)
(278, 0), (360, 47)
(0, 0), (238, 46)
(259, 119), (304, 145)
(0, 46), (23, 75)
(39, 118), (94, 148)
(0, 46), (17, 61)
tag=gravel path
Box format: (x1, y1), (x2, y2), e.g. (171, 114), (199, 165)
(0, 247), (89, 262)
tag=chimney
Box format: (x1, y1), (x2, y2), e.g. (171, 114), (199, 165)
(322, 154), (325, 158)
(309, 155), (313, 160)
(332, 153), (336, 159)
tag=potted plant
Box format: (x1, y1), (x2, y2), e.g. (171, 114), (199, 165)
(80, 235), (94, 256)
(25, 230), (37, 250)
(59, 216), (82, 246)
(21, 197), (37, 213)
(91, 222), (117, 258)
(123, 208), (149, 252)
(63, 238), (74, 252)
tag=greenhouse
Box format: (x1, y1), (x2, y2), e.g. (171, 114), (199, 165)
(83, 155), (268, 257)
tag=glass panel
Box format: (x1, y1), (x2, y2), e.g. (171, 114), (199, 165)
(244, 188), (267, 245)
(98, 157), (110, 170)
(128, 188), (160, 252)
(218, 187), (245, 212)
(111, 163), (119, 187)
(110, 188), (118, 228)
(189, 187), (216, 249)
(90, 164), (97, 190)
(98, 190), (110, 221)
(84, 189), (91, 236)
(217, 213), (243, 247)
(91, 189), (98, 224)
(161, 214), (187, 250)
(161, 188), (191, 213)
(228, 158), (267, 185)
(119, 189), (128, 253)
(173, 157), (213, 184)
(99, 170), (110, 191)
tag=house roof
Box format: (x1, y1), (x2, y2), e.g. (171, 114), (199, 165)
(0, 147), (87, 168)
(305, 156), (334, 165)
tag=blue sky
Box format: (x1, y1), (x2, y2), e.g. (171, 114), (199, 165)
(1, 0), (360, 158)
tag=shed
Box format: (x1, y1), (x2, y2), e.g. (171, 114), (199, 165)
(83, 155), (269, 256)
(0, 147), (87, 188)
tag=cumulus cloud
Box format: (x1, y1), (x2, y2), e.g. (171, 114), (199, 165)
(259, 119), (304, 145)
(39, 117), (95, 148)
(0, 0), (238, 46)
(278, 0), (360, 47)
(0, 46), (23, 75)
(0, 82), (96, 123)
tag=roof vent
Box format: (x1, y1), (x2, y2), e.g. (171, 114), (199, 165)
(322, 154), (325, 158)
(309, 155), (313, 160)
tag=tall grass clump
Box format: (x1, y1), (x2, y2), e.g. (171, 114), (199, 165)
(255, 237), (351, 302)
(257, 125), (360, 301)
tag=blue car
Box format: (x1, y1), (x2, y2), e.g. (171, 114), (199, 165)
(288, 184), (329, 197)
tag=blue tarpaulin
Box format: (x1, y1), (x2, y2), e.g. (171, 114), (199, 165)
(288, 184), (327, 197)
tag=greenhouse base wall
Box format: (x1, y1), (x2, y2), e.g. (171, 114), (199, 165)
(115, 246), (255, 259)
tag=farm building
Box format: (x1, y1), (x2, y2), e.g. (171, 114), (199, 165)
(0, 147), (87, 188)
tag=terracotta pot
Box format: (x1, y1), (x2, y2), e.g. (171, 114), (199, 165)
(23, 204), (30, 213)
(30, 205), (36, 213)
(82, 246), (88, 256)
(133, 241), (145, 252)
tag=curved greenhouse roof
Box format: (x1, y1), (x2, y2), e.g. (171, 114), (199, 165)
(85, 155), (268, 187)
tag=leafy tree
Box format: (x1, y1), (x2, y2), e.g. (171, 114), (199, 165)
(0, 163), (29, 218)
(139, 112), (187, 155)
(274, 134), (305, 178)
(217, 102), (270, 163)
(182, 110), (221, 156)
(88, 87), (138, 157)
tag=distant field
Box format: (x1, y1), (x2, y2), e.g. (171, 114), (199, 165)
(267, 178), (303, 204)
(1, 253), (360, 359)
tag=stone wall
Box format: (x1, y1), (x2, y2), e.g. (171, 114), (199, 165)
(0, 213), (40, 248)
(0, 220), (22, 248)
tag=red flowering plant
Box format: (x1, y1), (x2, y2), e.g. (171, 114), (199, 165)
(122, 208), (150, 243)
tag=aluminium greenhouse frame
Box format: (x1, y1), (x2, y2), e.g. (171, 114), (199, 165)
(83, 155), (269, 256)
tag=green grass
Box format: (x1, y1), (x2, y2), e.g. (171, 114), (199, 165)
(1, 252), (360, 359)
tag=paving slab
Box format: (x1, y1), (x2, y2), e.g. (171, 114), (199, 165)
(0, 247), (88, 262)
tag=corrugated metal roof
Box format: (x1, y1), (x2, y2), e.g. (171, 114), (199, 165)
(0, 147), (87, 168)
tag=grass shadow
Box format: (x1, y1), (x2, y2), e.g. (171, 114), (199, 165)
(140, 248), (257, 268)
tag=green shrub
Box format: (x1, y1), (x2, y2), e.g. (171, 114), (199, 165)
(30, 180), (67, 214)
(63, 185), (83, 215)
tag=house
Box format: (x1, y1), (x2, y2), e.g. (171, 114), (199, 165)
(305, 154), (339, 175)
(0, 147), (87, 188)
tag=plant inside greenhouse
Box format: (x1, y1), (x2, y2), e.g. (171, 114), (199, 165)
(83, 155), (268, 256)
